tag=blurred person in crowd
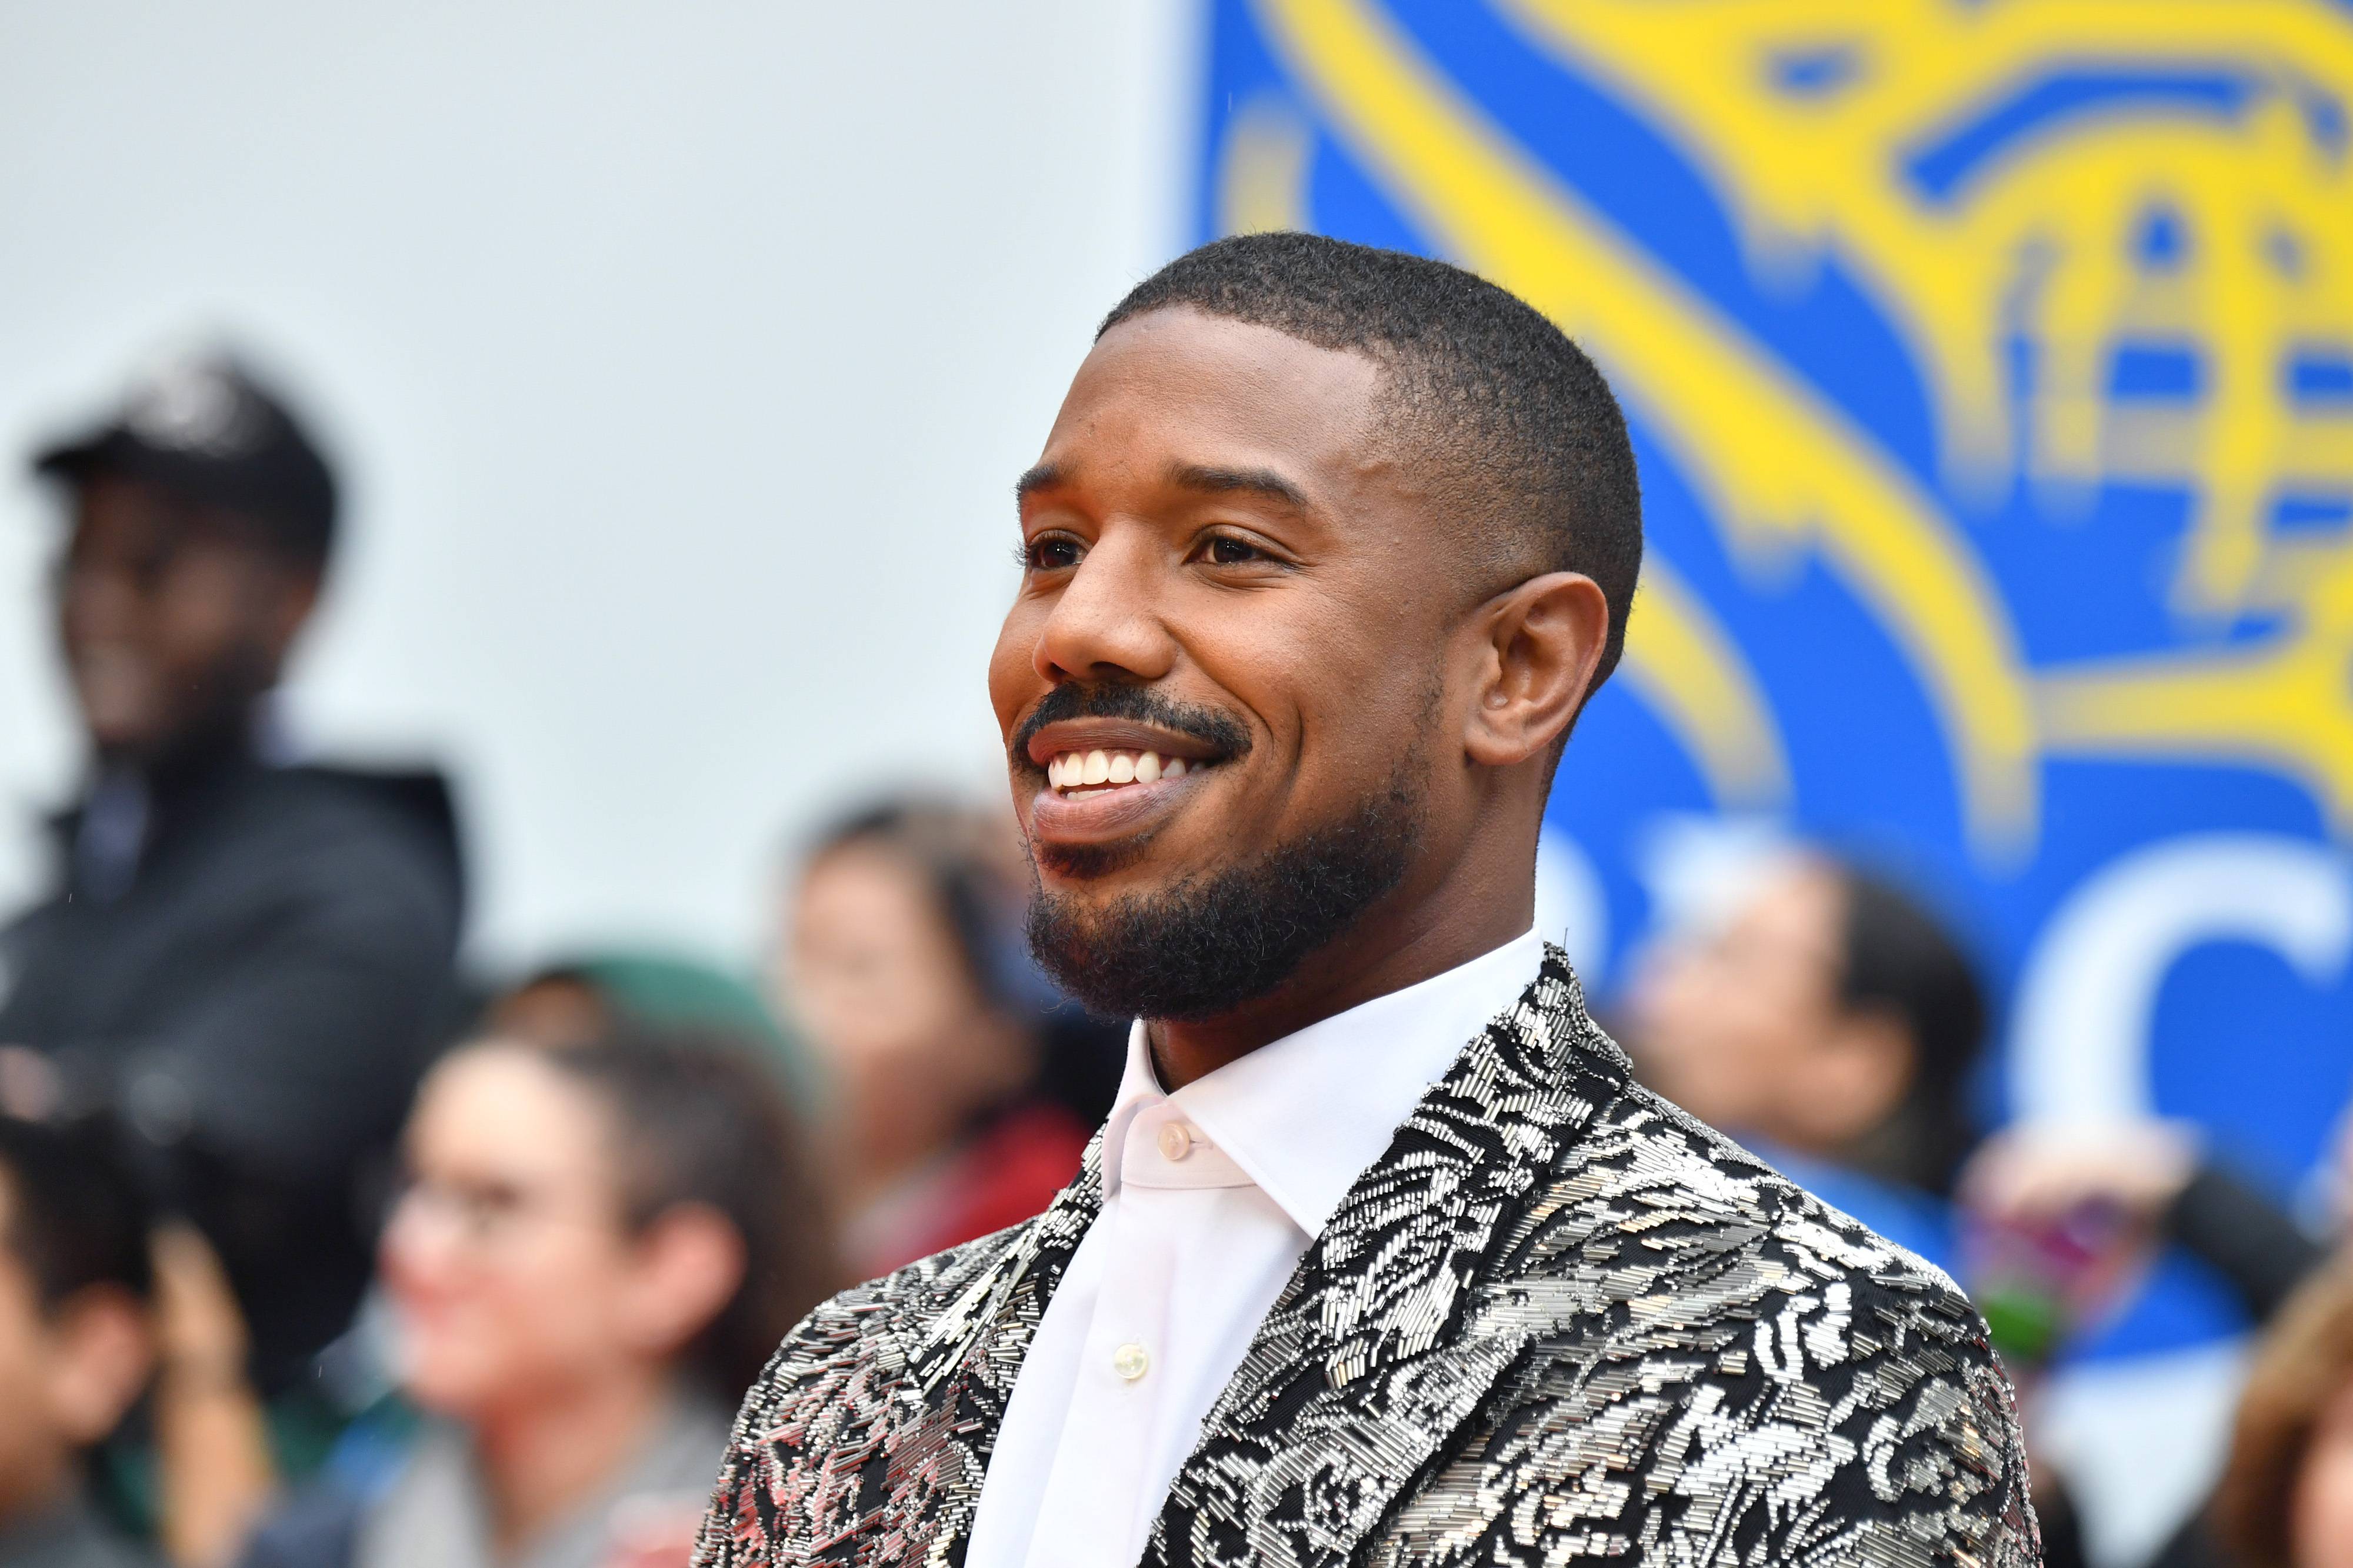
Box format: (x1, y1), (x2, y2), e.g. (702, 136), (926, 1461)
(699, 233), (2031, 1566)
(1964, 1123), (2334, 1568)
(488, 953), (815, 1107)
(0, 1115), (156, 1568)
(773, 799), (1095, 1279)
(0, 351), (465, 1393)
(241, 1025), (837, 1568)
(2194, 1260), (2353, 1568)
(1622, 848), (1987, 1268)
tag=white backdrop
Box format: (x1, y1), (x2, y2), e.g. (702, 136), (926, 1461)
(0, 1), (1198, 967)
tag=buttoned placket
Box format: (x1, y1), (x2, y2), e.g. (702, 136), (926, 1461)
(965, 935), (1547, 1568)
(1021, 1094), (1252, 1567)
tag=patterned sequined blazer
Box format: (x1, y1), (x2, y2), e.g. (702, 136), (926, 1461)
(696, 947), (2039, 1567)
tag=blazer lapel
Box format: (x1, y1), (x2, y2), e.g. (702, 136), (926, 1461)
(1145, 946), (1630, 1568)
(865, 1138), (1106, 1567)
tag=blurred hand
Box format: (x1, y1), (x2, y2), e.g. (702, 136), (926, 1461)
(1959, 1122), (2202, 1360)
(149, 1224), (273, 1568)
(151, 1222), (250, 1376)
(0, 1045), (62, 1119)
(1961, 1120), (2202, 1236)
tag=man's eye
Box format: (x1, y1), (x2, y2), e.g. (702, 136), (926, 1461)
(1202, 535), (1264, 566)
(1023, 537), (1082, 571)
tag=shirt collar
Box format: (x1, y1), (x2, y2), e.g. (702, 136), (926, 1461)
(1101, 929), (1545, 1237)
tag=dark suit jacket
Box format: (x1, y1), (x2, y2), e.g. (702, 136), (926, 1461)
(696, 947), (2038, 1566)
(0, 746), (464, 1387)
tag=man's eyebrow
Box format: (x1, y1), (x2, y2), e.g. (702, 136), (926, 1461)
(1166, 463), (1311, 512)
(1014, 463), (1068, 507)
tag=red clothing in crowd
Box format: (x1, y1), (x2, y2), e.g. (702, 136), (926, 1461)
(851, 1101), (1093, 1279)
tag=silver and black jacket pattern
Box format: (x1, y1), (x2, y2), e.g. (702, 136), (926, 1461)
(695, 946), (2040, 1567)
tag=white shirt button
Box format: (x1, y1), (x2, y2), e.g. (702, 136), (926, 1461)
(1110, 1341), (1151, 1382)
(1156, 1122), (1194, 1162)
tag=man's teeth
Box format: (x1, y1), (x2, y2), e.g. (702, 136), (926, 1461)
(1045, 749), (1192, 792)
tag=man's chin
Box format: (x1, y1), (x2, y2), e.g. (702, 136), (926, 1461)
(1024, 771), (1424, 1023)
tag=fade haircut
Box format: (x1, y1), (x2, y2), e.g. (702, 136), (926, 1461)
(1101, 231), (1644, 688)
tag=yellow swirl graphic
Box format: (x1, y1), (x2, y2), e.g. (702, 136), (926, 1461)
(1249, 0), (2042, 853)
(1617, 558), (1791, 809)
(1507, 0), (2353, 830)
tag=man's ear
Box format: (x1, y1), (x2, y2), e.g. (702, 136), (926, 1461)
(48, 1284), (155, 1445)
(1462, 572), (1611, 768)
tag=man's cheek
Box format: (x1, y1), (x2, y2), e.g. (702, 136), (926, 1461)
(985, 642), (1035, 736)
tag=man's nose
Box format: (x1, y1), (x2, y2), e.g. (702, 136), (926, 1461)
(1033, 530), (1177, 686)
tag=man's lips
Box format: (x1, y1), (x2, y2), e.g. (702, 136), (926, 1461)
(1022, 718), (1225, 769)
(1019, 718), (1231, 851)
(1025, 758), (1215, 846)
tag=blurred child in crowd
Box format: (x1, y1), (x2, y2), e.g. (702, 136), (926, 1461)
(239, 1026), (836, 1568)
(774, 799), (1099, 1280)
(1621, 848), (1987, 1267)
(0, 1116), (156, 1568)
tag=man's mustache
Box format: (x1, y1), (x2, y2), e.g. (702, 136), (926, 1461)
(1009, 683), (1253, 766)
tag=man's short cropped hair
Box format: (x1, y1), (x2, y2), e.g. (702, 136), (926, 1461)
(0, 1115), (153, 1310)
(1101, 232), (1644, 688)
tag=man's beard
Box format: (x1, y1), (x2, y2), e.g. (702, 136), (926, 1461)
(1024, 763), (1425, 1022)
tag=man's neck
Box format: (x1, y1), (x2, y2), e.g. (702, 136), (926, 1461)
(1148, 888), (1533, 1090)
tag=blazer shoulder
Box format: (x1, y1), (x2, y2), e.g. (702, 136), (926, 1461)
(1434, 1080), (2039, 1564)
(1541, 1077), (1974, 1305)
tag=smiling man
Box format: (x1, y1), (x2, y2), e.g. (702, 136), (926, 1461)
(698, 235), (2037, 1566)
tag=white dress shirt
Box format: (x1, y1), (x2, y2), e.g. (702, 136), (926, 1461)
(964, 929), (1545, 1568)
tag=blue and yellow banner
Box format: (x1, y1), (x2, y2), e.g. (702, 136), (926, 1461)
(1200, 0), (2353, 1360)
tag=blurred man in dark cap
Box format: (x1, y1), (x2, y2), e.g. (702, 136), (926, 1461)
(0, 351), (465, 1393)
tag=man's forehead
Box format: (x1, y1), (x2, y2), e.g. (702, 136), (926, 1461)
(1066, 311), (1381, 427)
(1017, 456), (1311, 516)
(1030, 311), (1388, 501)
